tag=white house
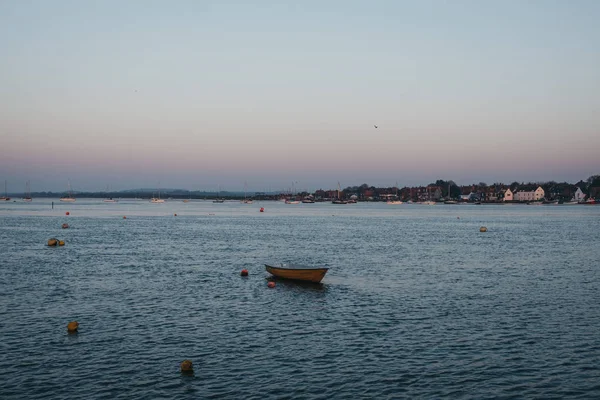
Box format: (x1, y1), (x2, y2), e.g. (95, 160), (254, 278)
(504, 188), (513, 201)
(514, 186), (545, 202)
(572, 187), (586, 202)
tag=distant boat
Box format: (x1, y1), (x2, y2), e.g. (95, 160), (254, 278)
(285, 200), (300, 204)
(562, 201), (579, 205)
(22, 180), (32, 202)
(241, 181), (253, 203)
(387, 182), (402, 204)
(1, 180), (10, 201)
(419, 201), (436, 205)
(332, 182), (348, 204)
(302, 197), (315, 203)
(443, 183), (458, 204)
(332, 199), (348, 204)
(265, 263), (329, 283)
(103, 185), (118, 202)
(150, 185), (165, 203)
(60, 180), (76, 202)
(542, 199), (559, 205)
(213, 185), (225, 203)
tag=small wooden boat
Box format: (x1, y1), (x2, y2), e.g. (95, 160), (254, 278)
(265, 263), (329, 283)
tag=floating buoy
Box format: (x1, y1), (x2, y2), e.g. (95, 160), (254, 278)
(174, 213), (177, 217)
(480, 226), (487, 232)
(123, 216), (127, 219)
(180, 359), (193, 372)
(58, 240), (65, 246)
(65, 212), (70, 216)
(62, 223), (69, 229)
(267, 281), (276, 288)
(48, 238), (58, 246)
(260, 207), (264, 212)
(241, 269), (249, 277)
(67, 321), (79, 332)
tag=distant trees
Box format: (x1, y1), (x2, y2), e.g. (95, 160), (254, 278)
(427, 179), (461, 198)
(587, 175), (600, 187)
(343, 183), (371, 195)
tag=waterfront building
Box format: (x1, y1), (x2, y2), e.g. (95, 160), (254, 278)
(514, 186), (545, 202)
(572, 187), (586, 202)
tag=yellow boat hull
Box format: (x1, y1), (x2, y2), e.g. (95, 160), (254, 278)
(265, 264), (329, 283)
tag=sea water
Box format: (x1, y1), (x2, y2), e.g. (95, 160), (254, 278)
(1, 199), (599, 399)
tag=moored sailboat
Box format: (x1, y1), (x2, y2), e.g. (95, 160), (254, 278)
(1, 180), (11, 201)
(23, 181), (32, 202)
(213, 185), (225, 203)
(241, 182), (253, 203)
(60, 180), (76, 202)
(387, 182), (403, 204)
(150, 183), (165, 203)
(150, 191), (165, 203)
(103, 185), (118, 202)
(332, 182), (348, 204)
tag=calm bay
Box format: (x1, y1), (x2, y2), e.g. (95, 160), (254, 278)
(1, 199), (599, 399)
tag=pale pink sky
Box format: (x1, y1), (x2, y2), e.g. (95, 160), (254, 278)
(1, 1), (599, 192)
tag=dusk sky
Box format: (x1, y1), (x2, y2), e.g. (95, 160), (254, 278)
(1, 0), (599, 193)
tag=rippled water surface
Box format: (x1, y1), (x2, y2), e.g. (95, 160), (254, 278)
(1, 199), (599, 399)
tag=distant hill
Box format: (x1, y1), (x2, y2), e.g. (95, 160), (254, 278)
(119, 188), (181, 193)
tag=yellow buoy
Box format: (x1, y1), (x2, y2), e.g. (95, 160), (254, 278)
(180, 359), (193, 372)
(67, 321), (79, 332)
(58, 240), (65, 246)
(480, 226), (487, 232)
(48, 238), (58, 246)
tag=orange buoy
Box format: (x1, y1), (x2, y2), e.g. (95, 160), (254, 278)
(48, 238), (58, 246)
(123, 216), (127, 219)
(180, 359), (193, 372)
(480, 226), (487, 232)
(67, 321), (79, 332)
(260, 207), (264, 212)
(267, 281), (276, 288)
(241, 269), (249, 277)
(62, 223), (69, 229)
(174, 213), (177, 216)
(58, 240), (65, 246)
(65, 212), (70, 216)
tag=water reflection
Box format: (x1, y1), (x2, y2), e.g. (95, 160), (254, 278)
(265, 276), (329, 293)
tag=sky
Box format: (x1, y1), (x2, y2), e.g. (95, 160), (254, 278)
(1, 0), (599, 193)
